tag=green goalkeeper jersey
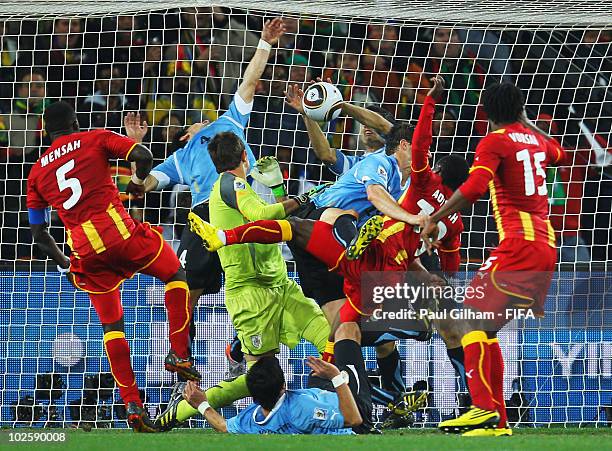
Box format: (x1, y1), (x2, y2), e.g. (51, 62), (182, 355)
(209, 172), (288, 291)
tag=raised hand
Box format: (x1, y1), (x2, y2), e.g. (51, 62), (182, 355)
(123, 112), (148, 143)
(420, 216), (441, 255)
(306, 356), (341, 380)
(261, 17), (286, 46)
(427, 75), (446, 100)
(284, 83), (305, 114)
(183, 380), (207, 409)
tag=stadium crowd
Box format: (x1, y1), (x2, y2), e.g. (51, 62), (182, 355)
(0, 8), (610, 263)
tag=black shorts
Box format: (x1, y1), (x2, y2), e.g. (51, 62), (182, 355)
(177, 203), (223, 294)
(288, 202), (345, 307)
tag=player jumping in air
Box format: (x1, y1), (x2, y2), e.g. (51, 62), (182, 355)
(155, 130), (334, 431)
(124, 18), (286, 357)
(26, 101), (198, 432)
(421, 82), (568, 437)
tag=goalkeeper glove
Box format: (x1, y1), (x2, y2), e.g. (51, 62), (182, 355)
(293, 192), (311, 206)
(251, 156), (287, 197)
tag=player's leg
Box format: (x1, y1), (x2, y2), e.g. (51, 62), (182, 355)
(333, 322), (374, 433)
(436, 318), (470, 410)
(90, 290), (158, 433)
(375, 342), (405, 394)
(136, 226), (200, 381)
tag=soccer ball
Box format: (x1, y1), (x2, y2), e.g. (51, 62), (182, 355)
(302, 81), (344, 123)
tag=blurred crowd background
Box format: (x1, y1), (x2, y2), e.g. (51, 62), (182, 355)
(0, 7), (610, 265)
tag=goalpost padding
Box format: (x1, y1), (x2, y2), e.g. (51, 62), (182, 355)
(0, 1), (610, 428)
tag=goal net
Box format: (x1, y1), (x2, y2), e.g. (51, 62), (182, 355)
(1, 0), (610, 429)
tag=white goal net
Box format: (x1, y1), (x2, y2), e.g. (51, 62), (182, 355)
(1, 0), (610, 429)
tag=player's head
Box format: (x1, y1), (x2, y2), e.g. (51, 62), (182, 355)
(360, 105), (395, 150)
(246, 356), (286, 410)
(43, 101), (79, 138)
(385, 122), (414, 170)
(481, 82), (525, 126)
(209, 131), (249, 174)
(433, 155), (470, 191)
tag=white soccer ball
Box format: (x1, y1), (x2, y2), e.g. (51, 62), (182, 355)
(302, 81), (344, 123)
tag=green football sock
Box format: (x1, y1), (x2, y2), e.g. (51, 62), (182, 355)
(205, 360), (255, 409)
(301, 313), (331, 356)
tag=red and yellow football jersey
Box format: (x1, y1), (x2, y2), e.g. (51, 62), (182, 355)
(26, 129), (138, 258)
(459, 122), (567, 247)
(376, 95), (464, 273)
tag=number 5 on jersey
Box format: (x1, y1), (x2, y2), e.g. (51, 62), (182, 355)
(56, 159), (82, 209)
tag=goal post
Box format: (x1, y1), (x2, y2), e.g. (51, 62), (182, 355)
(0, 0), (610, 428)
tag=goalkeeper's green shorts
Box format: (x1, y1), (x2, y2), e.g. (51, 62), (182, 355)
(225, 279), (328, 355)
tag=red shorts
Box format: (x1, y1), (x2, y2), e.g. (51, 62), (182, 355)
(305, 221), (412, 324)
(70, 221), (180, 294)
(464, 238), (556, 327)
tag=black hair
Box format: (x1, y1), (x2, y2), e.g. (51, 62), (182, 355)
(481, 82), (524, 125)
(246, 356), (285, 411)
(385, 122), (415, 154)
(365, 105), (396, 126)
(208, 131), (245, 173)
(434, 155), (470, 191)
(43, 101), (77, 136)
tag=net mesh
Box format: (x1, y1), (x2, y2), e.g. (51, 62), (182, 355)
(0, 2), (611, 428)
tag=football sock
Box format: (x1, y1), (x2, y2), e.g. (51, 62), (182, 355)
(462, 330), (495, 411)
(300, 313), (331, 356)
(229, 335), (244, 363)
(488, 338), (508, 428)
(103, 331), (141, 406)
(206, 360), (255, 409)
(377, 347), (405, 393)
(447, 346), (468, 393)
(322, 340), (335, 363)
(335, 339), (373, 428)
(332, 213), (358, 248)
(371, 384), (399, 406)
(225, 220), (292, 245)
(164, 281), (191, 359)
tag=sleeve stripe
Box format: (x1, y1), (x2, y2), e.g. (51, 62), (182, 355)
(469, 165), (495, 177)
(124, 142), (138, 160)
(439, 246), (461, 252)
(233, 93), (254, 115)
(410, 163), (429, 173)
(554, 146), (562, 163)
(219, 115), (245, 131)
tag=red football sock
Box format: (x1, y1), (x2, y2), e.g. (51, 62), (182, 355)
(103, 331), (141, 406)
(462, 330), (495, 411)
(225, 220), (292, 245)
(164, 281), (191, 359)
(321, 340), (335, 363)
(488, 338), (508, 428)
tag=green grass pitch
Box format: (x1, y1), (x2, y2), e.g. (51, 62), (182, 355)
(2, 428), (611, 451)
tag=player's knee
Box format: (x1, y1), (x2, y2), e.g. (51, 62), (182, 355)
(167, 267), (187, 283)
(375, 341), (396, 358)
(335, 322), (361, 343)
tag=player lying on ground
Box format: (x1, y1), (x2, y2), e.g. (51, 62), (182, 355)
(180, 327), (371, 434)
(26, 101), (198, 432)
(155, 130), (331, 431)
(124, 17), (286, 356)
(421, 82), (569, 437)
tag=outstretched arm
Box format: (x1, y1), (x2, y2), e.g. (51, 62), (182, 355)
(237, 18), (285, 104)
(366, 184), (422, 226)
(340, 102), (394, 136)
(285, 83), (339, 165)
(183, 382), (228, 433)
(412, 76), (445, 174)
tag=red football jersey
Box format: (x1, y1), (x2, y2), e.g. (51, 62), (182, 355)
(459, 122), (567, 247)
(27, 129), (138, 258)
(395, 95), (464, 272)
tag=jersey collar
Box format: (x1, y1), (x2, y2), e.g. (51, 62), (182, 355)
(252, 392), (287, 425)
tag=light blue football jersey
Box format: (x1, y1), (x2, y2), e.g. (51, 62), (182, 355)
(312, 151), (403, 226)
(225, 388), (353, 435)
(325, 147), (385, 176)
(151, 93), (257, 207)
